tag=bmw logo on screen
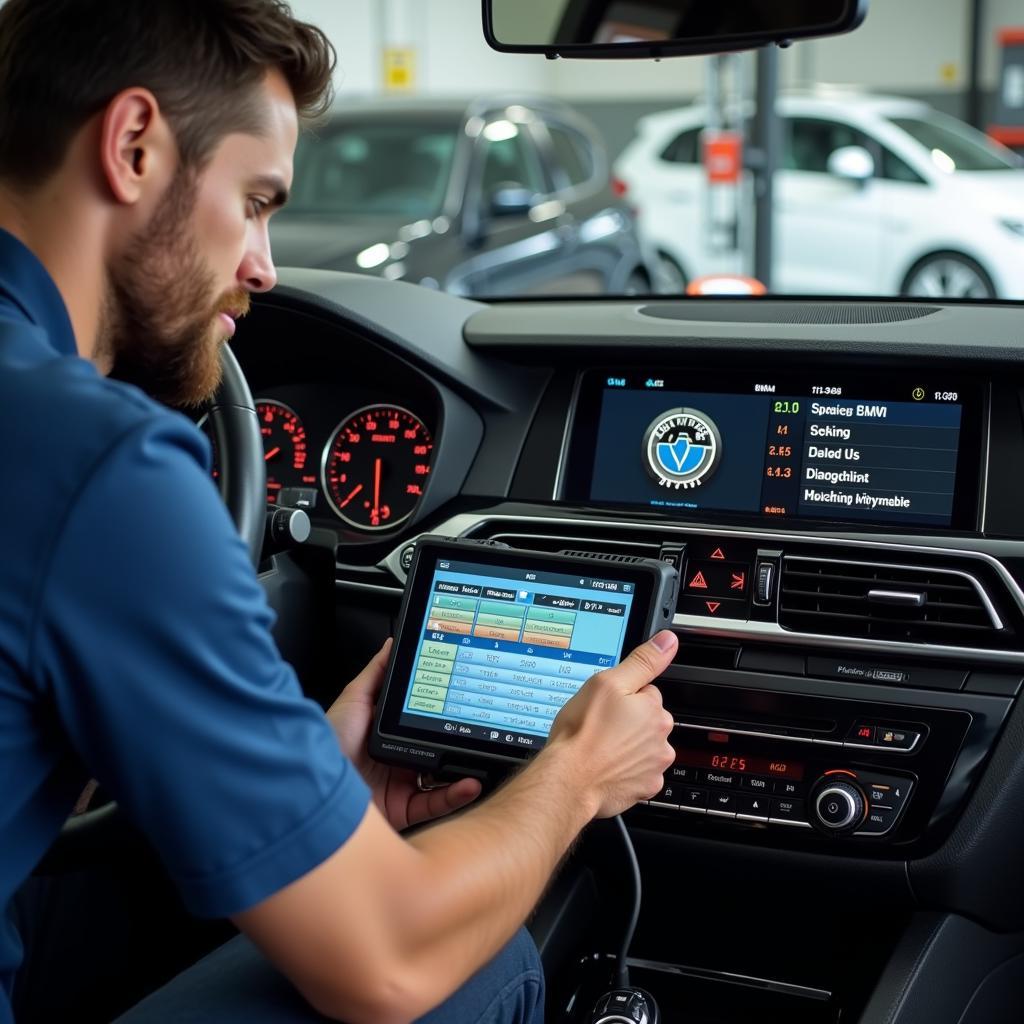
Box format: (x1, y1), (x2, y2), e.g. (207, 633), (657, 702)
(643, 407), (722, 489)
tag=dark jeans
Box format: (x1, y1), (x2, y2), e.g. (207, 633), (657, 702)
(112, 927), (545, 1024)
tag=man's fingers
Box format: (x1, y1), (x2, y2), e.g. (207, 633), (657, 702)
(406, 777), (482, 828)
(343, 637), (393, 702)
(604, 630), (678, 694)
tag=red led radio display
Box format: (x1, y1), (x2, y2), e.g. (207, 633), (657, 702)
(676, 748), (804, 781)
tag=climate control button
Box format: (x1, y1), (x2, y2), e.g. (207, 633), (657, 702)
(810, 778), (867, 834)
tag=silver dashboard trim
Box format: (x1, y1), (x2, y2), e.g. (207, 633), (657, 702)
(624, 957), (833, 1002)
(979, 381), (992, 532)
(550, 370), (584, 501)
(843, 736), (920, 753)
(673, 721), (814, 744)
(673, 613), (1021, 666)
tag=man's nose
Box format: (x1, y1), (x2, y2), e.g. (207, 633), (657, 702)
(239, 236), (278, 293)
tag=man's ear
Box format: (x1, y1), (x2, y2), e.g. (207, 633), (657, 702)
(98, 88), (175, 206)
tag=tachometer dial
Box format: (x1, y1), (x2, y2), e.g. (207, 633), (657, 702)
(322, 405), (433, 529)
(256, 399), (315, 505)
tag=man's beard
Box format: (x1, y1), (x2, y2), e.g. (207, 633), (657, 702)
(102, 171), (250, 408)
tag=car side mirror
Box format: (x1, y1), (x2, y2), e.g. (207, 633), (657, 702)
(828, 145), (875, 183)
(489, 185), (536, 218)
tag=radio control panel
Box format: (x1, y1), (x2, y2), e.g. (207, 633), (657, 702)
(645, 750), (913, 839)
(635, 671), (1002, 853)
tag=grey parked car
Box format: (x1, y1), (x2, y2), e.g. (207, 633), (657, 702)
(270, 96), (658, 297)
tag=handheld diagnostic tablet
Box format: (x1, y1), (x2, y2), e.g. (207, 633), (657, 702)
(369, 537), (678, 777)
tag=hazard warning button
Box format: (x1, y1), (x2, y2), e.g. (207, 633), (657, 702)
(677, 595), (749, 619)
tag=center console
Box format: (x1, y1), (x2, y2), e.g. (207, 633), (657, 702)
(387, 362), (1024, 870)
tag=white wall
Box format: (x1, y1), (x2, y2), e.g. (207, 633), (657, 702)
(781, 0), (968, 94)
(290, 0), (378, 94)
(291, 0), (549, 98)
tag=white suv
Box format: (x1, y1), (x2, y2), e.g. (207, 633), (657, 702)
(615, 92), (1024, 299)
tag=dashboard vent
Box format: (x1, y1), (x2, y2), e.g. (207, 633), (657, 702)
(640, 302), (941, 326)
(779, 555), (1004, 647)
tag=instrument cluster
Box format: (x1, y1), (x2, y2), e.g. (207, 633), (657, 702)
(201, 395), (434, 533)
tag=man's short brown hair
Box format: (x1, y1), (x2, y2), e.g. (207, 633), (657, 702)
(0, 0), (335, 187)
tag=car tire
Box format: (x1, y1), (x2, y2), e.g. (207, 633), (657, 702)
(652, 252), (688, 295)
(901, 252), (996, 300)
(624, 267), (652, 295)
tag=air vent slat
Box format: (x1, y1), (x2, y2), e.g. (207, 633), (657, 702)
(783, 569), (975, 593)
(484, 530), (662, 561)
(786, 608), (992, 630)
(779, 555), (1004, 648)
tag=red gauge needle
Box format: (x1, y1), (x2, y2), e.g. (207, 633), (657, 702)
(264, 446), (280, 461)
(338, 483), (363, 508)
(373, 457), (382, 515)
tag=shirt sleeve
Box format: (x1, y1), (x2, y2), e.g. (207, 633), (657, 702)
(30, 414), (370, 918)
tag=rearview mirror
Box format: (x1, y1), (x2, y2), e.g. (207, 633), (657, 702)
(483, 0), (869, 59)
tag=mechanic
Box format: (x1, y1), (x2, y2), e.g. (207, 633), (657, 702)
(0, 2), (679, 1023)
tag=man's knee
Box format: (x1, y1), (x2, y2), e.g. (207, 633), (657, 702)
(505, 927), (544, 980)
(417, 928), (544, 1024)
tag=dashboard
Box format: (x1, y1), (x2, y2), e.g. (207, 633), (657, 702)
(234, 274), (1024, 1002)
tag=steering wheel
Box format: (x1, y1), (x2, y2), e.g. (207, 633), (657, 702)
(40, 345), (266, 870)
(204, 344), (267, 565)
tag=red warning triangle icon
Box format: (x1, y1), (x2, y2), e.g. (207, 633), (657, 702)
(710, 547), (726, 560)
(706, 601), (721, 614)
(688, 571), (709, 590)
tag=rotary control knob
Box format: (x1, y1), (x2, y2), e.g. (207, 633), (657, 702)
(811, 778), (866, 835)
(264, 505), (311, 554)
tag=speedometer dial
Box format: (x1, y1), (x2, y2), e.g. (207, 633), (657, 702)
(256, 399), (315, 505)
(322, 405), (433, 529)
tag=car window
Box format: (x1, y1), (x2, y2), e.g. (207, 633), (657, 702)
(288, 123), (458, 218)
(659, 127), (700, 165)
(878, 146), (926, 184)
(784, 118), (874, 174)
(278, 3), (1024, 302)
(889, 114), (1020, 173)
(547, 123), (596, 187)
(479, 123), (549, 196)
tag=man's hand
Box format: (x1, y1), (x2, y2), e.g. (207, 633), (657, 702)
(327, 639), (481, 830)
(544, 629), (678, 819)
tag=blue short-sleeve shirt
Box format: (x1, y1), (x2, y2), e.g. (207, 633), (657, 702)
(0, 230), (370, 1020)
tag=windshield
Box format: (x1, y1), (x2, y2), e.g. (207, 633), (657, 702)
(288, 1), (1024, 302)
(890, 114), (1020, 173)
(288, 122), (458, 218)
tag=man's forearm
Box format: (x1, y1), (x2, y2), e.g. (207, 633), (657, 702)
(398, 742), (594, 1004)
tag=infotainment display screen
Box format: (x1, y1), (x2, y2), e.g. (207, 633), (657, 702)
(561, 371), (983, 530)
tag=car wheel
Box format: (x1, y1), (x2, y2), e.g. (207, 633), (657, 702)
(652, 252), (688, 295)
(624, 267), (652, 295)
(901, 252), (996, 300)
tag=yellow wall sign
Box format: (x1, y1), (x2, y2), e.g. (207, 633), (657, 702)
(384, 47), (416, 92)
